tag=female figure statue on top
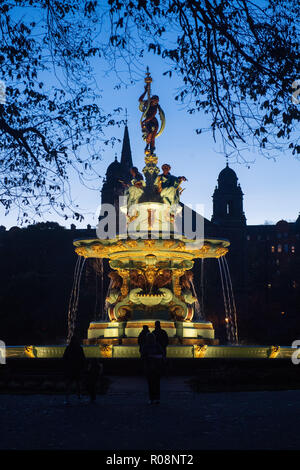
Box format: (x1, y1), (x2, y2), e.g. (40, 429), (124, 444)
(139, 85), (160, 155)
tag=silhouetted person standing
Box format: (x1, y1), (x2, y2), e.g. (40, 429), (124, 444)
(63, 336), (86, 405)
(141, 333), (163, 404)
(86, 359), (103, 404)
(138, 325), (150, 357)
(153, 321), (169, 358)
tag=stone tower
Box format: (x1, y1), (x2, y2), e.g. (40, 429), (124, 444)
(212, 163), (246, 227)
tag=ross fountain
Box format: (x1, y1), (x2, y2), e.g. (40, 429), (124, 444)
(72, 70), (233, 359)
(5, 70), (298, 362)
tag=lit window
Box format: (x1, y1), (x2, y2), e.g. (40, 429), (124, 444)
(268, 283), (272, 288)
(292, 281), (297, 289)
(278, 244), (282, 253)
(291, 246), (295, 254)
(271, 246), (275, 253)
(281, 311), (285, 315)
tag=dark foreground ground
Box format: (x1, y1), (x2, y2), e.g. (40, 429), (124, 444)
(1, 376), (300, 450)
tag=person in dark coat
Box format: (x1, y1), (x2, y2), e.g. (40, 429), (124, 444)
(63, 336), (86, 404)
(138, 325), (150, 357)
(141, 333), (163, 404)
(86, 359), (103, 404)
(152, 321), (169, 358)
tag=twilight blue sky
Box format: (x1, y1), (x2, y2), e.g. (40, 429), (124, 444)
(1, 7), (299, 229)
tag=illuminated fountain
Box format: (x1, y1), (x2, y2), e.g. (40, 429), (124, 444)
(6, 70), (296, 362)
(72, 70), (233, 358)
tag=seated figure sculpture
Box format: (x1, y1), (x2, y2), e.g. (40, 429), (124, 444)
(154, 163), (187, 206)
(122, 167), (145, 208)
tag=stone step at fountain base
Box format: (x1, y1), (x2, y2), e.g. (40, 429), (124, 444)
(83, 337), (219, 346)
(85, 319), (217, 346)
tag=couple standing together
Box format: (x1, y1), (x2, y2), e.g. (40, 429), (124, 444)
(138, 321), (169, 405)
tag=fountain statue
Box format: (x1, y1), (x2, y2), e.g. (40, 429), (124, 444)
(72, 70), (231, 357)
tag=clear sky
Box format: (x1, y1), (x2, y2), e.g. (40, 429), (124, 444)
(1, 14), (299, 229)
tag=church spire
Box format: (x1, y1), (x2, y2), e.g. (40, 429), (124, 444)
(120, 123), (133, 173)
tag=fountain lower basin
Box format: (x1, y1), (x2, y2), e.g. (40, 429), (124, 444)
(5, 344), (298, 360)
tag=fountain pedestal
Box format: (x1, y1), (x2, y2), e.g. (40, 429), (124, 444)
(84, 319), (218, 346)
(74, 201), (229, 353)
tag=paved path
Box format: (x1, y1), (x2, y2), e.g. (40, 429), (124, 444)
(1, 376), (300, 450)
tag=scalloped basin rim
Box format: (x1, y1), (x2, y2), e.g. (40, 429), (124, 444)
(73, 236), (230, 260)
(137, 294), (165, 306)
(73, 237), (230, 246)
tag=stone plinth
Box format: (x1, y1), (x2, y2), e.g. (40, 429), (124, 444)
(85, 319), (218, 348)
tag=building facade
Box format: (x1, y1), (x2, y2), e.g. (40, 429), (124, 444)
(210, 162), (300, 344)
